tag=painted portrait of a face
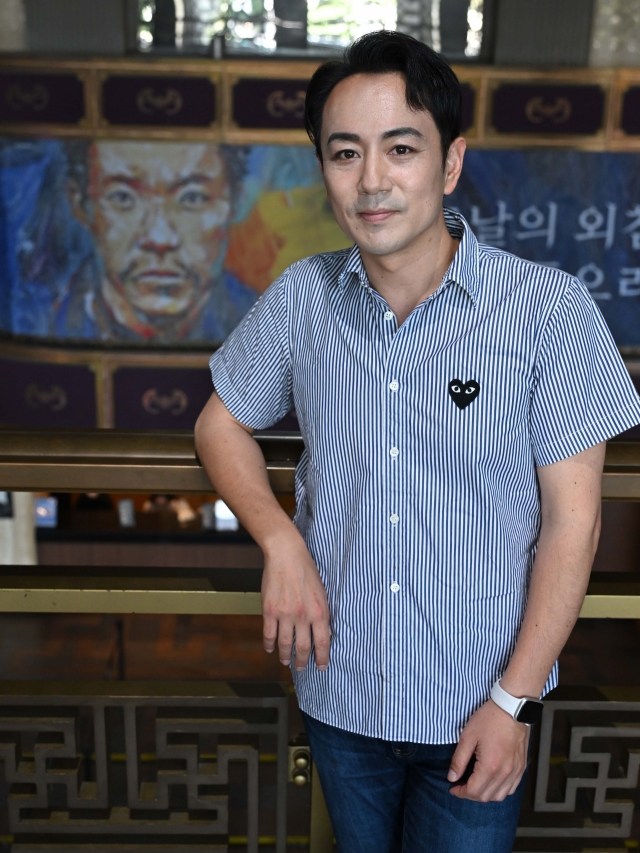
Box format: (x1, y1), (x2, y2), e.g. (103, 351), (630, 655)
(65, 140), (254, 341)
(6, 137), (349, 344)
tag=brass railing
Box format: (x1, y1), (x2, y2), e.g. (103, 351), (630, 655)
(0, 428), (303, 494)
(0, 429), (638, 618)
(0, 428), (638, 497)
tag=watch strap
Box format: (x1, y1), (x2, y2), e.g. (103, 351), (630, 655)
(490, 680), (543, 726)
(490, 679), (523, 719)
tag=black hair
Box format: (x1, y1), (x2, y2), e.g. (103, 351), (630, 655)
(304, 30), (462, 166)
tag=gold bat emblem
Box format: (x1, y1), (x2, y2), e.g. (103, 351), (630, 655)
(266, 90), (306, 119)
(525, 96), (572, 124)
(136, 87), (183, 116)
(6, 82), (50, 112)
(24, 383), (67, 411)
(141, 388), (188, 415)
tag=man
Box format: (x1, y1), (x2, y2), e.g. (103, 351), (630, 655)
(194, 32), (640, 852)
(58, 140), (257, 342)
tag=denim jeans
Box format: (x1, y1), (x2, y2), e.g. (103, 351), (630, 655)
(302, 711), (526, 853)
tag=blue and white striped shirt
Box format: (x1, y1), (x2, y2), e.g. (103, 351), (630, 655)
(210, 210), (640, 744)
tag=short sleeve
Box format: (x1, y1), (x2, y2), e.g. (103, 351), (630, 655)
(530, 277), (640, 466)
(209, 273), (293, 429)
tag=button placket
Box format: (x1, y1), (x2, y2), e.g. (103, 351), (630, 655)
(383, 342), (404, 717)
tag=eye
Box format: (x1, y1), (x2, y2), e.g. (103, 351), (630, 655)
(178, 189), (212, 207)
(333, 149), (359, 161)
(106, 188), (136, 210)
(451, 385), (460, 393)
(391, 145), (413, 156)
(465, 385), (476, 394)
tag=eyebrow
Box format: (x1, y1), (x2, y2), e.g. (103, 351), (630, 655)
(170, 173), (218, 190)
(101, 174), (142, 192)
(100, 172), (218, 192)
(382, 126), (424, 140)
(326, 127), (424, 146)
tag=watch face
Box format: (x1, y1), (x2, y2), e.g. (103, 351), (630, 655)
(516, 700), (544, 725)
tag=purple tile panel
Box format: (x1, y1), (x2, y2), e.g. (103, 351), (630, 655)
(0, 357), (96, 428)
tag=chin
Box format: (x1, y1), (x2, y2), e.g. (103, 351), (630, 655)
(136, 302), (193, 318)
(357, 237), (411, 257)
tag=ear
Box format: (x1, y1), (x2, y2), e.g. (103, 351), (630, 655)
(443, 136), (466, 197)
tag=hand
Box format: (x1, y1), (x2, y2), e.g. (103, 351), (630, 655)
(261, 532), (331, 672)
(447, 699), (530, 802)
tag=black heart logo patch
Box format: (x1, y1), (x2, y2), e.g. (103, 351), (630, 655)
(448, 378), (480, 410)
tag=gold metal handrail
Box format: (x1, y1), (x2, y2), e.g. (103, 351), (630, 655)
(0, 568), (636, 618)
(0, 428), (303, 494)
(0, 429), (639, 497)
(0, 429), (639, 618)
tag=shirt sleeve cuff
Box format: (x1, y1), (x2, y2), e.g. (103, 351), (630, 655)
(209, 351), (290, 430)
(533, 401), (640, 467)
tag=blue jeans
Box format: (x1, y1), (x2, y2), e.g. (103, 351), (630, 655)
(302, 711), (527, 853)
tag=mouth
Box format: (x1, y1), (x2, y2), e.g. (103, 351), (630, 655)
(135, 269), (185, 285)
(357, 209), (398, 224)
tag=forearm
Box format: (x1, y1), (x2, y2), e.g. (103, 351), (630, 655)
(500, 515), (599, 699)
(194, 394), (301, 555)
(195, 392), (331, 670)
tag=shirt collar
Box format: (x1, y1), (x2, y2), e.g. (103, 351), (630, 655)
(337, 208), (480, 306)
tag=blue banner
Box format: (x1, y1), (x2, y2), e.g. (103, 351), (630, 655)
(448, 150), (640, 350)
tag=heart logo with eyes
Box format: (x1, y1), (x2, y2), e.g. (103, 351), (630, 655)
(448, 378), (480, 410)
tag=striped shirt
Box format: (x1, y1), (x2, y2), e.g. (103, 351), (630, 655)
(210, 210), (640, 744)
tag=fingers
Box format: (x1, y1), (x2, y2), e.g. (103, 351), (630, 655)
(447, 735), (475, 783)
(312, 621), (331, 671)
(277, 620), (294, 666)
(294, 624), (312, 671)
(263, 615), (331, 671)
(263, 614), (277, 655)
(449, 700), (530, 802)
(507, 774), (523, 797)
(451, 757), (526, 802)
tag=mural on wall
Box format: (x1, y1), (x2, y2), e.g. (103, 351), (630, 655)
(0, 138), (349, 344)
(0, 142), (640, 347)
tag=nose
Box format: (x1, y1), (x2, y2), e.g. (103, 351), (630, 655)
(358, 150), (392, 198)
(139, 202), (180, 255)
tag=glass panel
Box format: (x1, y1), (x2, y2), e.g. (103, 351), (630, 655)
(136, 0), (395, 53)
(307, 0), (396, 46)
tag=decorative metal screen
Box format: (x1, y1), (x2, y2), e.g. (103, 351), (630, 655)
(0, 683), (288, 852)
(516, 694), (640, 848)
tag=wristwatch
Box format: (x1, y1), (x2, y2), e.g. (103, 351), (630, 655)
(490, 680), (544, 726)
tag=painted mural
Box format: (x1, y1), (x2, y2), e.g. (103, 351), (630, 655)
(0, 138), (349, 344)
(1, 142), (640, 347)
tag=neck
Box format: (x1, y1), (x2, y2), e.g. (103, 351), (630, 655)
(359, 212), (459, 325)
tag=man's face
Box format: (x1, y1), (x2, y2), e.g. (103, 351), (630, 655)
(320, 73), (463, 259)
(87, 141), (232, 320)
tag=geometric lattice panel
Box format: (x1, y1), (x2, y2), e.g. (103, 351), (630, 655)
(0, 682), (288, 853)
(516, 688), (640, 851)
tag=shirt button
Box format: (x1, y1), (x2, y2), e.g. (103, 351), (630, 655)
(384, 311), (394, 321)
(390, 582), (400, 593)
(390, 447), (399, 457)
(389, 513), (399, 524)
(389, 381), (399, 392)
